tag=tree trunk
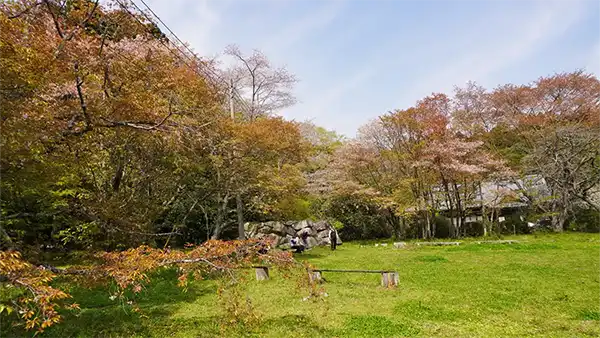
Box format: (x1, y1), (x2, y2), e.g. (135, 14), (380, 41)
(551, 210), (567, 232)
(424, 209), (431, 239)
(428, 189), (437, 238)
(441, 179), (456, 238)
(236, 193), (244, 240)
(452, 182), (464, 238)
(0, 224), (15, 250)
(211, 195), (229, 240)
(112, 159), (124, 192)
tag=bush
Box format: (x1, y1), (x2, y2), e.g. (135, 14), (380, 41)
(569, 207), (600, 233)
(319, 193), (391, 241)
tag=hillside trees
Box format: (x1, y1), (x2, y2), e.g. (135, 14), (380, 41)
(330, 94), (505, 238)
(325, 71), (598, 237)
(224, 44), (298, 120)
(0, 0), (308, 249)
(0, 0), (315, 333)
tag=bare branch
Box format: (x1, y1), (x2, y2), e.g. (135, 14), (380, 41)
(100, 110), (174, 131)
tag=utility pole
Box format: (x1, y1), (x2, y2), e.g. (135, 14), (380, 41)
(229, 79), (235, 120)
(229, 79), (245, 240)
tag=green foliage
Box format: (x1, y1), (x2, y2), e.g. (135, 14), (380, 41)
(569, 208), (600, 233)
(319, 192), (391, 240)
(483, 124), (530, 170)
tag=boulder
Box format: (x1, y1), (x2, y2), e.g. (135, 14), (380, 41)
(266, 233), (281, 244)
(258, 225), (274, 234)
(299, 227), (317, 237)
(245, 222), (259, 237)
(277, 236), (290, 246)
(247, 219), (341, 248)
(263, 221), (276, 228)
(271, 221), (285, 235)
(314, 221), (329, 232)
(293, 220), (309, 231)
(318, 237), (330, 245)
(284, 226), (297, 237)
(306, 237), (318, 248)
(393, 242), (407, 249)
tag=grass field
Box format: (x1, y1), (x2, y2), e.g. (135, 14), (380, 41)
(2, 233), (599, 337)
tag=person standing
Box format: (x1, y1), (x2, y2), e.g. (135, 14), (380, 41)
(329, 227), (337, 251)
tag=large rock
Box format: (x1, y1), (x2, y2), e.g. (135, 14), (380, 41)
(293, 220), (310, 231)
(258, 225), (273, 234)
(258, 221), (285, 235)
(245, 222), (259, 237)
(271, 222), (285, 235)
(306, 237), (318, 248)
(393, 242), (407, 249)
(284, 225), (297, 237)
(314, 221), (329, 232)
(299, 227), (316, 237)
(246, 220), (340, 248)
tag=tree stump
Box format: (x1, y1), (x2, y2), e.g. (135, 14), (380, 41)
(254, 266), (269, 281)
(381, 271), (399, 288)
(309, 270), (322, 283)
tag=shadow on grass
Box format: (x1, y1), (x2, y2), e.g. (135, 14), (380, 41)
(60, 267), (217, 309)
(1, 268), (218, 338)
(576, 309), (600, 321)
(415, 255), (448, 263)
(261, 314), (331, 337)
(293, 251), (327, 259)
(444, 243), (560, 252)
(333, 314), (420, 337)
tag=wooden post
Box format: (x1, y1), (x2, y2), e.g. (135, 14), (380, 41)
(255, 266), (269, 281)
(309, 270), (322, 283)
(381, 271), (399, 288)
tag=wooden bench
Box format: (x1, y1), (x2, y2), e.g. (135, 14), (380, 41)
(253, 266), (270, 281)
(415, 241), (460, 246)
(309, 269), (399, 287)
(473, 240), (519, 244)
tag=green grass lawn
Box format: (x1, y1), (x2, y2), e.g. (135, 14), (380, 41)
(2, 233), (599, 337)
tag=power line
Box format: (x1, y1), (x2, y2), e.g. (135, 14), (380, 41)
(130, 0), (251, 113)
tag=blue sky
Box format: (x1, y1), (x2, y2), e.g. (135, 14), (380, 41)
(141, 0), (600, 137)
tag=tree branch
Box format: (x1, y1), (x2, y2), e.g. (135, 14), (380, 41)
(100, 110), (174, 131)
(5, 1), (42, 19)
(74, 61), (92, 131)
(43, 0), (64, 38)
(1, 211), (61, 220)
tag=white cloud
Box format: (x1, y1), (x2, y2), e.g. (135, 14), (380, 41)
(291, 66), (377, 121)
(260, 0), (344, 54)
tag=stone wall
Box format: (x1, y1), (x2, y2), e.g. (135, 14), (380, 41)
(244, 220), (342, 249)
